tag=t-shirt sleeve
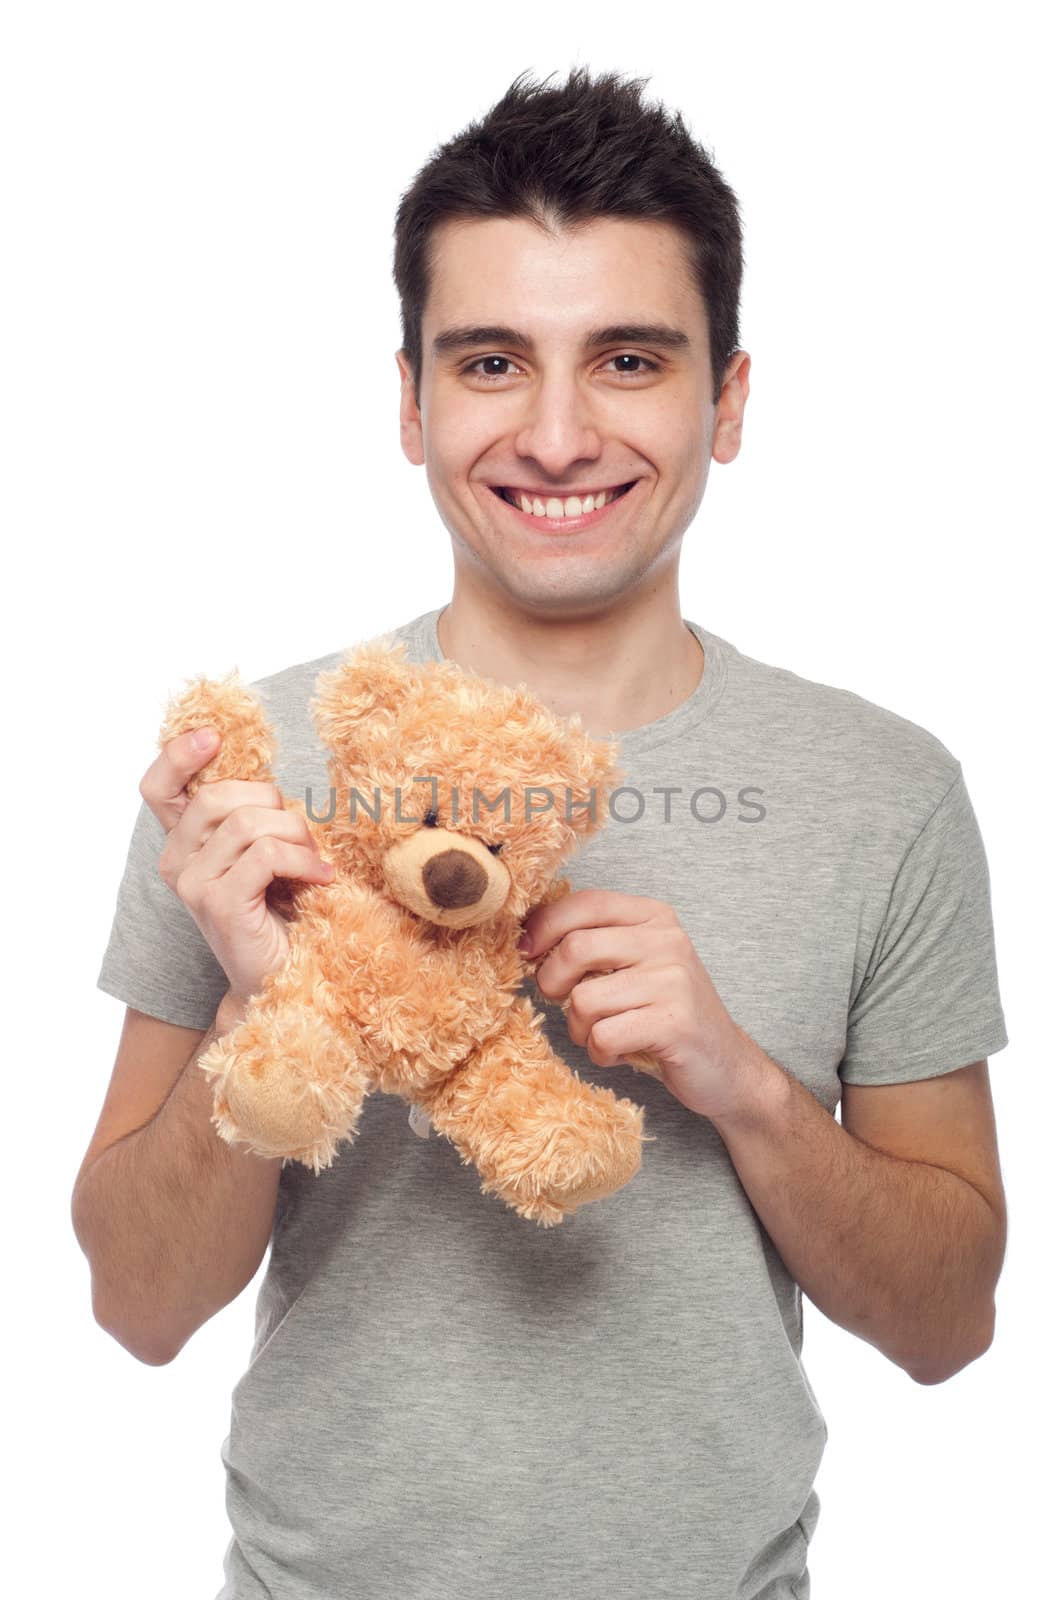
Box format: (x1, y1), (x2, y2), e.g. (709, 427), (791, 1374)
(839, 763), (1009, 1085)
(95, 797), (230, 1031)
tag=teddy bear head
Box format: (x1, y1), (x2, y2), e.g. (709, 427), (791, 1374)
(309, 635), (625, 929)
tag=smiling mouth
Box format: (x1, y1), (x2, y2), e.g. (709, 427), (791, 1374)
(489, 480), (638, 531)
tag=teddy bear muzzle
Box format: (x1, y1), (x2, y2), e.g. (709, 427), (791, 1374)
(381, 828), (511, 929)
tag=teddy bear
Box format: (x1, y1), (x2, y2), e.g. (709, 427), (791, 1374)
(158, 633), (661, 1227)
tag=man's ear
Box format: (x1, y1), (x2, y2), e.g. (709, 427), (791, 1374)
(396, 348), (425, 467)
(310, 634), (417, 750)
(711, 349), (751, 466)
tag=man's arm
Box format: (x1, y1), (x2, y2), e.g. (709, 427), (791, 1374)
(713, 1040), (1007, 1385)
(76, 720), (338, 1364)
(71, 995), (282, 1366)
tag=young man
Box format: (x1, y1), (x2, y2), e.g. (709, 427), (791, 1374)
(74, 67), (1009, 1600)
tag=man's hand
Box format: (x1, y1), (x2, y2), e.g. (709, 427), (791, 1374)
(518, 888), (757, 1122)
(140, 728), (335, 1012)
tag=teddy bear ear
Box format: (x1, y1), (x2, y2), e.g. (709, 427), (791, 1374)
(310, 633), (416, 749)
(564, 728), (627, 841)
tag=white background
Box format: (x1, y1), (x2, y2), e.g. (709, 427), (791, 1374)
(4, 3), (1058, 1596)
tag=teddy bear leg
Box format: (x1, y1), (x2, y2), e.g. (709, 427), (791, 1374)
(198, 941), (371, 1175)
(426, 995), (649, 1227)
(201, 1003), (369, 1175)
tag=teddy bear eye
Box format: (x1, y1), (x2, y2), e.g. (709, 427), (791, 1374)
(421, 807), (500, 852)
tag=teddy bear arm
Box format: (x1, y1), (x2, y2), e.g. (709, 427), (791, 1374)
(158, 675), (278, 797)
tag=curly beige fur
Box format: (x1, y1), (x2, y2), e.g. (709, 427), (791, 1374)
(158, 634), (660, 1227)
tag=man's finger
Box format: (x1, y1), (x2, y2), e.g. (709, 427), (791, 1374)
(139, 726), (220, 833)
(519, 888), (658, 959)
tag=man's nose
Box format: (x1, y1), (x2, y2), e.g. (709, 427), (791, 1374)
(513, 373), (604, 470)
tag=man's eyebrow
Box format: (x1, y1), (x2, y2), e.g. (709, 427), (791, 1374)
(431, 323), (692, 357)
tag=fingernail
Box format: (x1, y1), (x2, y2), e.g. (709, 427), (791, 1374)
(192, 728), (217, 751)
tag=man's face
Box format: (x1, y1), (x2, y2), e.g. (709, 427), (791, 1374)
(397, 214), (749, 616)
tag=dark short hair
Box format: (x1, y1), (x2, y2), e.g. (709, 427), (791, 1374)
(392, 66), (745, 408)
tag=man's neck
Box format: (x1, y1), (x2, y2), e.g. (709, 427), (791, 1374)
(434, 591), (705, 739)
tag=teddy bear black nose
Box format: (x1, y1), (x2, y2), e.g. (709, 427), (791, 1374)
(421, 848), (489, 910)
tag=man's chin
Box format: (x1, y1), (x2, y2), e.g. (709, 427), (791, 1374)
(481, 565), (643, 618)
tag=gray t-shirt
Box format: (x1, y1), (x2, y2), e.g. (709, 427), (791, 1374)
(96, 606), (1009, 1600)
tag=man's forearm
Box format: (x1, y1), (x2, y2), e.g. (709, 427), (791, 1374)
(74, 997), (282, 1365)
(711, 1031), (1004, 1384)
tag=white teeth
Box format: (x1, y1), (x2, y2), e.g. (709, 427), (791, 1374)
(503, 485), (627, 519)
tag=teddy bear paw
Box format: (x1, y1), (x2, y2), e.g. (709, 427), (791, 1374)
(199, 1005), (367, 1175)
(482, 1085), (648, 1227)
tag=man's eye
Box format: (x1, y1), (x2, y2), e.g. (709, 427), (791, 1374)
(603, 353), (662, 376)
(460, 353), (662, 383)
(463, 356), (517, 381)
